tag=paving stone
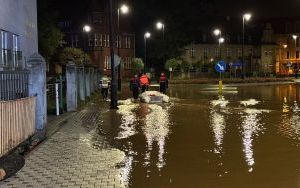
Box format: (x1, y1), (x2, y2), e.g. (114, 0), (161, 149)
(0, 104), (126, 188)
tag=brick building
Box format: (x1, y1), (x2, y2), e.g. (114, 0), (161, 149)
(59, 0), (135, 77)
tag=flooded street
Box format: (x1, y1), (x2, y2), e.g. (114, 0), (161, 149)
(101, 84), (300, 188)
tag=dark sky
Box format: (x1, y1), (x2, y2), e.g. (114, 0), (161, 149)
(216, 0), (300, 18)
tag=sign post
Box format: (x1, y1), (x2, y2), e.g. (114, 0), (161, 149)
(169, 67), (173, 80)
(215, 61), (226, 94)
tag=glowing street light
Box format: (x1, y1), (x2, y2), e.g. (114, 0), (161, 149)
(156, 21), (165, 39)
(213, 29), (221, 37)
(144, 32), (151, 71)
(243, 13), (252, 21)
(219, 37), (225, 44)
(83, 25), (91, 33)
(144, 32), (151, 39)
(242, 13), (252, 78)
(120, 4), (129, 14)
(117, 4), (130, 91)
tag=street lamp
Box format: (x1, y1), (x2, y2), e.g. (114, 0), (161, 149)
(242, 13), (252, 78)
(82, 25), (91, 63)
(117, 4), (130, 91)
(156, 21), (165, 40)
(213, 29), (222, 59)
(218, 37), (225, 59)
(144, 32), (151, 72)
(213, 29), (221, 37)
(293, 35), (298, 62)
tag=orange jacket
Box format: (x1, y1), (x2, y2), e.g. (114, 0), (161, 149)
(140, 75), (149, 86)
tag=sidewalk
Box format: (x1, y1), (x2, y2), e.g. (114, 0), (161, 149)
(0, 102), (126, 188)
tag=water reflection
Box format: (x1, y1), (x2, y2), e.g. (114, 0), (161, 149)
(116, 103), (139, 139)
(210, 95), (228, 154)
(143, 104), (171, 171)
(240, 108), (268, 172)
(280, 98), (300, 141)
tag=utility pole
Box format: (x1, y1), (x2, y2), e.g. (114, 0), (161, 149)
(108, 0), (118, 109)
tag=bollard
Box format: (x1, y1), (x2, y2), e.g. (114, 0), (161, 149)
(55, 83), (59, 116)
(219, 80), (223, 94)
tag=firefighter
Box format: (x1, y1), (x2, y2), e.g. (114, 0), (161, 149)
(130, 75), (140, 99)
(159, 72), (168, 94)
(139, 73), (150, 93)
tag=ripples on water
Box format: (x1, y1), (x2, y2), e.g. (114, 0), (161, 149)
(280, 99), (300, 141)
(240, 108), (269, 172)
(143, 104), (171, 171)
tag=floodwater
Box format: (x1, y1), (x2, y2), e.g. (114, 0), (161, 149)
(101, 83), (300, 188)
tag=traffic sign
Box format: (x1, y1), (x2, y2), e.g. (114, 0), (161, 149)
(109, 54), (121, 68)
(215, 61), (226, 73)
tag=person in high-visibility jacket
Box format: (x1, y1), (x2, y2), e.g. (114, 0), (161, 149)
(139, 73), (150, 93)
(159, 72), (168, 94)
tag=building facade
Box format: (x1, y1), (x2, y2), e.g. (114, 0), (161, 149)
(0, 0), (38, 71)
(181, 21), (286, 76)
(59, 0), (135, 77)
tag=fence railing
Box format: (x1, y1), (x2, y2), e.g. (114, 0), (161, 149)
(0, 97), (36, 157)
(0, 70), (29, 101)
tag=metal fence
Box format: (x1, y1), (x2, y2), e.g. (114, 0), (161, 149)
(0, 97), (36, 157)
(0, 70), (29, 101)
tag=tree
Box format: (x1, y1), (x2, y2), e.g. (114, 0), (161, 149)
(59, 47), (91, 65)
(165, 58), (181, 71)
(37, 1), (64, 62)
(131, 58), (144, 74)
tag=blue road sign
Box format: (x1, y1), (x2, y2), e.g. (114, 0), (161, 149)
(215, 61), (226, 73)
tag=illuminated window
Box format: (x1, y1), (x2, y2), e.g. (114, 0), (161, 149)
(190, 47), (195, 57)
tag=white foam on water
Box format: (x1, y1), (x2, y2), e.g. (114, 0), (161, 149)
(240, 99), (260, 107)
(211, 96), (229, 108)
(116, 102), (139, 139)
(143, 104), (171, 170)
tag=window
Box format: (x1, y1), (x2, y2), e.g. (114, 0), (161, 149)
(287, 51), (290, 59)
(190, 47), (195, 57)
(12, 34), (20, 67)
(117, 35), (122, 48)
(125, 36), (131, 48)
(71, 35), (79, 47)
(104, 35), (110, 47)
(104, 56), (110, 69)
(124, 57), (132, 69)
(215, 47), (220, 57)
(204, 48), (209, 58)
(226, 48), (231, 57)
(99, 34), (103, 46)
(94, 34), (99, 46)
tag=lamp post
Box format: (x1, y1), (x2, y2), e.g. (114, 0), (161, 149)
(82, 25), (91, 53)
(82, 25), (91, 65)
(144, 32), (151, 72)
(117, 4), (129, 91)
(242, 13), (252, 78)
(213, 29), (222, 59)
(218, 37), (225, 59)
(293, 34), (298, 59)
(108, 0), (118, 109)
(156, 21), (165, 40)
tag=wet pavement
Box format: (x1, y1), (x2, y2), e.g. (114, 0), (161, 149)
(0, 103), (126, 188)
(104, 83), (300, 188)
(1, 84), (300, 188)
